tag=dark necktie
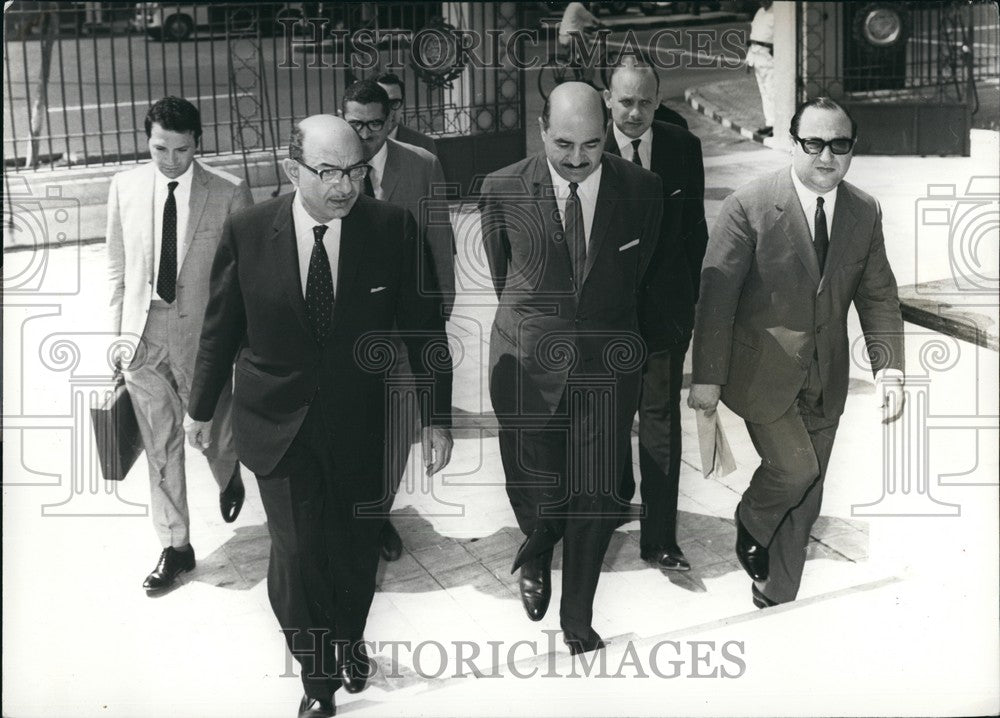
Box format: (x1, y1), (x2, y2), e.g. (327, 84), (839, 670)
(566, 182), (586, 291)
(631, 138), (643, 168)
(814, 196), (829, 274)
(305, 224), (334, 344)
(156, 181), (179, 303)
(363, 171), (375, 198)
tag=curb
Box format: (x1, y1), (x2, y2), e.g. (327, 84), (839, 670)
(684, 85), (773, 146)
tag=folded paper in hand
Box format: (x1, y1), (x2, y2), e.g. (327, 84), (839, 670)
(695, 409), (737, 480)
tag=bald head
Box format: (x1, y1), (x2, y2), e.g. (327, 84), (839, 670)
(284, 114), (365, 222)
(604, 63), (659, 139)
(540, 83), (606, 183)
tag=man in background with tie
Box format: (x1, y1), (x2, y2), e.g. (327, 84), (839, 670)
(342, 79), (455, 562)
(185, 115), (452, 718)
(604, 56), (707, 573)
(480, 83), (663, 653)
(688, 98), (905, 608)
(106, 96), (252, 595)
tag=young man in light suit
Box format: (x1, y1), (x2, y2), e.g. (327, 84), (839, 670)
(106, 96), (252, 594)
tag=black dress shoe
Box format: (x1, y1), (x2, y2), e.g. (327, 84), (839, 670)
(298, 693), (335, 718)
(518, 551), (552, 622)
(142, 546), (195, 593)
(734, 505), (769, 581)
(379, 521), (403, 562)
(339, 639), (373, 694)
(563, 628), (606, 655)
(751, 583), (778, 609)
(641, 545), (691, 571)
(219, 466), (245, 524)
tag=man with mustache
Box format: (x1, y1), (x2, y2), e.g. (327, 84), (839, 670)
(480, 83), (663, 653)
(185, 115), (453, 717)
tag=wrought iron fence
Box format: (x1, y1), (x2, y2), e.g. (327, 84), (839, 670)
(3, 1), (526, 172)
(797, 0), (999, 105)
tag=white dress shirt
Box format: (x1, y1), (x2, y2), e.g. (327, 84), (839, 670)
(367, 141), (389, 200)
(612, 123), (653, 169)
(547, 160), (603, 250)
(292, 192), (342, 298)
(152, 162), (193, 301)
(790, 166), (837, 241)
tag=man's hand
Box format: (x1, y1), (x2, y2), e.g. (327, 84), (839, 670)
(688, 383), (722, 414)
(421, 425), (454, 476)
(878, 370), (906, 424)
(184, 414), (214, 452)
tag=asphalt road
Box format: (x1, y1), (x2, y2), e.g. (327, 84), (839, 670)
(3, 18), (751, 167)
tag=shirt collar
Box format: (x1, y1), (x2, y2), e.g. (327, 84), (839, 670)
(612, 123), (653, 154)
(154, 160), (195, 191)
(790, 166), (838, 217)
(546, 159), (603, 198)
(369, 140), (389, 183)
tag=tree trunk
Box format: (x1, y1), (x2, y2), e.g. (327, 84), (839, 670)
(25, 4), (57, 169)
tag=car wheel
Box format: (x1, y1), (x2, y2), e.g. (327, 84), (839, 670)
(162, 14), (193, 41)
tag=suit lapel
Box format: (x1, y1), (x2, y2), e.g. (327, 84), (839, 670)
(774, 171), (821, 285)
(179, 161), (209, 274)
(529, 156), (573, 279)
(583, 158), (617, 286)
(818, 183), (858, 292)
(603, 126), (621, 157)
(379, 141), (401, 201)
(272, 195), (312, 337)
(333, 198), (367, 332)
(140, 163), (157, 277)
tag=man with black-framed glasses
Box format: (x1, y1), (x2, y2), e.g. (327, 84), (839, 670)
(375, 71), (438, 156)
(689, 97), (905, 609)
(185, 114), (453, 718)
(341, 78), (457, 566)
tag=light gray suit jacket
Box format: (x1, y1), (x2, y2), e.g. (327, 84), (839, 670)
(106, 159), (253, 370)
(394, 123), (437, 156)
(691, 167), (904, 424)
(382, 138), (455, 318)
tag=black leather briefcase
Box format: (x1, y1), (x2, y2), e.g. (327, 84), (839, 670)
(90, 375), (143, 481)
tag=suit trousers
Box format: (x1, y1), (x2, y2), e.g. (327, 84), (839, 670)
(257, 399), (384, 700)
(498, 387), (633, 636)
(620, 347), (686, 551)
(124, 301), (237, 548)
(739, 360), (840, 603)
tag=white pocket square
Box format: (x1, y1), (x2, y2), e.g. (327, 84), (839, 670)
(370, 286), (386, 293)
(619, 239), (640, 252)
(670, 189), (682, 196)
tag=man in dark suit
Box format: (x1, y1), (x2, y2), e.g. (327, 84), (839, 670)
(375, 72), (438, 156)
(603, 59), (708, 572)
(185, 115), (453, 718)
(689, 98), (905, 608)
(341, 78), (456, 562)
(480, 82), (663, 654)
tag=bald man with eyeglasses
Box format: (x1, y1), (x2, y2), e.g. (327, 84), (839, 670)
(689, 97), (905, 609)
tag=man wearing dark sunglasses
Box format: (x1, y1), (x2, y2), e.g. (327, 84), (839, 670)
(375, 71), (438, 157)
(689, 97), (905, 609)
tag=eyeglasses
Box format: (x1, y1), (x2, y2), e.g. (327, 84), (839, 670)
(792, 135), (856, 155)
(295, 159), (370, 183)
(346, 118), (386, 133)
(388, 99), (403, 110)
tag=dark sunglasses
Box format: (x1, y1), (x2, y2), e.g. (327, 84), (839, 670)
(792, 135), (856, 155)
(347, 118), (386, 133)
